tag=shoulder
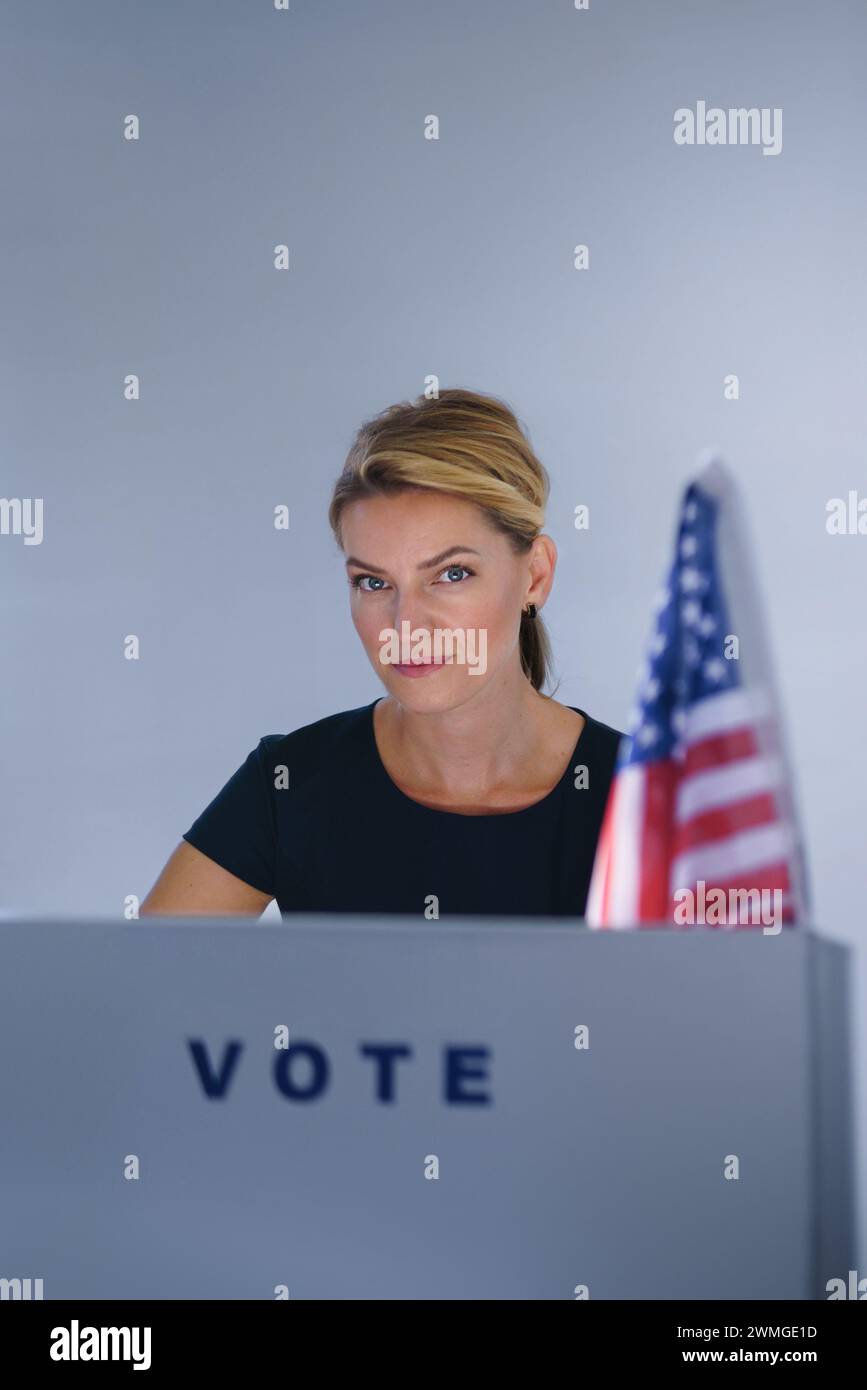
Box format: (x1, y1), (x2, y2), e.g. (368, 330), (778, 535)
(254, 702), (374, 788)
(577, 709), (625, 769)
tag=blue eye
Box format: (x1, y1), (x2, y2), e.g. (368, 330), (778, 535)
(350, 565), (474, 591)
(438, 565), (474, 583)
(350, 574), (389, 592)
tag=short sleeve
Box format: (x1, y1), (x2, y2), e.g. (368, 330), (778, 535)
(182, 740), (277, 896)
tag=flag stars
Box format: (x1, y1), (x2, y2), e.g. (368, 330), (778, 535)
(703, 657), (727, 682)
(616, 484), (740, 772)
(628, 707), (642, 733)
(679, 566), (705, 594)
(684, 637), (701, 667)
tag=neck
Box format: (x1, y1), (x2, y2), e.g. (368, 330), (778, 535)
(375, 669), (556, 797)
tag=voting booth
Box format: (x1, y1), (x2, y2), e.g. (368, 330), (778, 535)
(0, 918), (853, 1300)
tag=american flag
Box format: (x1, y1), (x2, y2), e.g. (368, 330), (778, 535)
(586, 459), (810, 929)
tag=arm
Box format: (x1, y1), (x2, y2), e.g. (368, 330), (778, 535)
(140, 840), (274, 918)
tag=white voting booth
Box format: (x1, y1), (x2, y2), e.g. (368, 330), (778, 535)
(0, 918), (853, 1300)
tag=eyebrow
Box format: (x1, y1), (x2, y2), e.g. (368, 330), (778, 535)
(344, 545), (482, 575)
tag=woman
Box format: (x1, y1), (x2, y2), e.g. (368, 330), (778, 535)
(140, 388), (623, 919)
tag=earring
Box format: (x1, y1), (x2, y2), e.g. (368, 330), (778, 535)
(523, 603), (537, 619)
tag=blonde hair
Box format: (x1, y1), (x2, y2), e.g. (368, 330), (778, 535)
(328, 388), (554, 692)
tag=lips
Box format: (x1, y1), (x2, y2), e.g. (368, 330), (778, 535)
(393, 662), (444, 678)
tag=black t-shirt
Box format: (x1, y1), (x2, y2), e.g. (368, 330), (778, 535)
(182, 699), (623, 919)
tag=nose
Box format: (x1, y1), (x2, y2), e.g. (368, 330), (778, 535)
(390, 583), (437, 637)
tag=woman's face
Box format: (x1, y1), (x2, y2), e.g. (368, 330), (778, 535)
(340, 488), (553, 712)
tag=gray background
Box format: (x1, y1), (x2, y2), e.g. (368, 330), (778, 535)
(2, 1), (865, 1274)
